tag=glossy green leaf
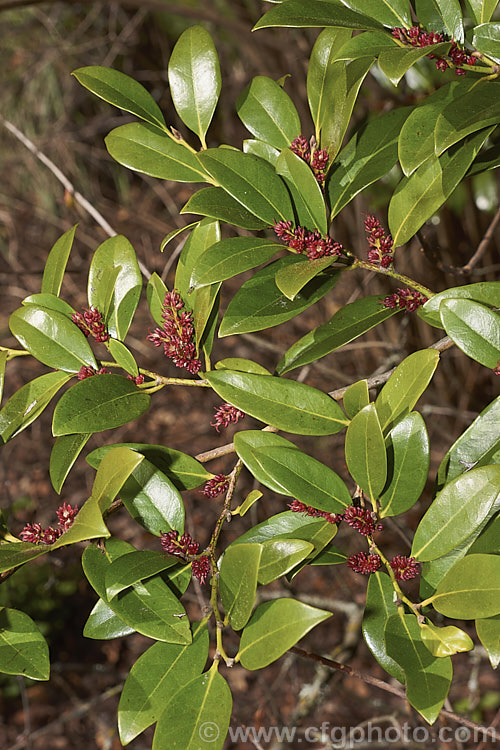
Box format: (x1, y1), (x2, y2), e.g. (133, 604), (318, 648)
(274, 256), (334, 301)
(153, 668), (231, 750)
(276, 149), (327, 234)
(168, 26), (221, 146)
(258, 539), (313, 585)
(378, 43), (451, 86)
(467, 139), (500, 178)
(389, 127), (494, 246)
(476, 615), (500, 669)
(0, 351), (7, 407)
(276, 296), (397, 375)
(197, 149), (293, 224)
(189, 237), (282, 290)
(345, 404), (387, 501)
(0, 543), (49, 573)
(109, 340), (137, 377)
(175, 218), (219, 297)
(0, 608), (49, 681)
(385, 612), (452, 724)
(219, 544), (261, 630)
(234, 431), (301, 494)
(41, 225), (77, 296)
(88, 235), (142, 340)
(250, 444), (352, 511)
(469, 512), (500, 555)
(220, 256), (339, 337)
(119, 625), (209, 744)
(335, 30), (399, 60)
(9, 306), (97, 373)
(329, 106), (412, 217)
(0, 372), (72, 442)
(181, 187), (268, 230)
(362, 572), (405, 683)
(232, 510), (332, 547)
(342, 0), (412, 26)
(238, 599), (331, 670)
(215, 358), (270, 376)
(419, 281), (500, 328)
(160, 222), (199, 253)
(436, 396), (500, 490)
(72, 66), (166, 130)
(53, 375), (150, 436)
(308, 28), (351, 142)
(236, 76), (300, 149)
(83, 598), (135, 640)
(254, 1), (384, 31)
(343, 379), (369, 418)
(465, 0), (498, 24)
(421, 622), (473, 658)
(106, 550), (178, 599)
(243, 139), (280, 165)
(51, 494), (110, 549)
(49, 432), (91, 494)
(238, 490), (264, 516)
(283, 521), (338, 579)
(309, 545), (347, 566)
(119, 459), (185, 536)
(430, 554), (500, 619)
(412, 465), (500, 561)
(380, 412), (430, 517)
(87, 442), (211, 491)
(439, 298), (500, 369)
(146, 272), (167, 327)
(435, 81), (500, 156)
(375, 349), (439, 432)
(205, 370), (349, 436)
(22, 293), (76, 316)
(414, 0), (464, 42)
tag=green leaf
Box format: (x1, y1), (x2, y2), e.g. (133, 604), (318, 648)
(119, 625), (209, 745)
(91, 266), (121, 324)
(105, 123), (208, 183)
(341, 0), (412, 27)
(9, 306), (97, 373)
(181, 187), (268, 230)
(439, 299), (500, 369)
(205, 370), (349, 436)
(51, 494), (110, 549)
(389, 127), (494, 246)
(87, 442), (211, 491)
(380, 412), (429, 517)
(238, 490), (264, 516)
(375, 349), (439, 432)
(421, 622), (473, 658)
(219, 544), (261, 630)
(72, 66), (166, 131)
(275, 256), (334, 301)
(343, 379), (369, 418)
(197, 149), (293, 225)
(430, 554), (500, 619)
(215, 358), (271, 376)
(189, 238), (282, 290)
(436, 396), (500, 491)
(378, 42), (451, 86)
(0, 608), (49, 681)
(0, 372), (72, 443)
(250, 444), (352, 511)
(276, 295), (397, 375)
(53, 375), (150, 436)
(412, 465), (500, 561)
(476, 615), (500, 669)
(88, 235), (142, 340)
(90, 446), (145, 511)
(414, 0), (464, 42)
(108, 339), (138, 377)
(434, 81), (500, 156)
(345, 404), (387, 501)
(83, 598), (135, 640)
(231, 509), (327, 545)
(49, 433), (91, 494)
(275, 149), (327, 234)
(146, 272), (167, 327)
(41, 225), (77, 296)
(308, 28), (351, 142)
(254, 1), (384, 31)
(385, 612), (452, 724)
(234, 431), (302, 494)
(465, 0), (498, 24)
(168, 26), (221, 147)
(362, 572), (405, 683)
(419, 281), (500, 328)
(0, 543), (49, 573)
(153, 668), (231, 750)
(175, 218), (219, 299)
(243, 139), (280, 165)
(335, 30), (399, 60)
(329, 106), (412, 218)
(258, 539), (314, 584)
(236, 76), (301, 149)
(105, 550), (178, 599)
(21, 293), (76, 317)
(309, 545), (347, 566)
(219, 256), (340, 337)
(160, 222), (199, 253)
(0, 351), (7, 407)
(238, 599), (331, 670)
(284, 520), (338, 579)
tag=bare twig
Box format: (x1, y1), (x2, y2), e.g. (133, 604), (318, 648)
(462, 202), (500, 274)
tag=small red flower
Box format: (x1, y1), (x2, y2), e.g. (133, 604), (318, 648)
(211, 403), (245, 432)
(391, 26), (476, 76)
(72, 307), (109, 342)
(147, 290), (201, 374)
(56, 502), (79, 531)
(272, 222), (343, 261)
(126, 374), (145, 385)
(192, 556), (211, 584)
(19, 522), (46, 544)
(347, 552), (382, 574)
(382, 288), (427, 312)
(343, 506), (382, 536)
(364, 214), (394, 268)
(288, 499), (343, 525)
(202, 474), (229, 499)
(77, 365), (110, 380)
(160, 530), (200, 557)
(389, 555), (420, 581)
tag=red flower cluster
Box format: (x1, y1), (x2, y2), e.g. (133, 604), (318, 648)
(211, 403), (245, 432)
(343, 505), (383, 536)
(20, 502), (79, 544)
(147, 290), (201, 374)
(273, 220), (343, 261)
(382, 288), (428, 312)
(288, 499), (343, 525)
(202, 474), (229, 499)
(391, 26), (476, 75)
(191, 556), (211, 584)
(389, 555), (420, 581)
(77, 365), (110, 380)
(364, 215), (393, 268)
(347, 552), (382, 574)
(493, 360), (500, 376)
(290, 135), (329, 184)
(160, 530), (200, 557)
(126, 374), (145, 385)
(72, 307), (109, 342)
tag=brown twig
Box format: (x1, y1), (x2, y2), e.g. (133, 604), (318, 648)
(462, 202), (500, 274)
